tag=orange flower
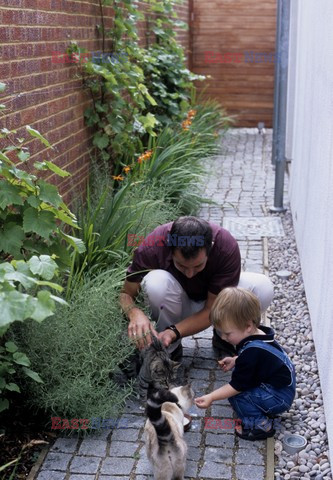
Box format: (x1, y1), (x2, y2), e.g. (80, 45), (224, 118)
(112, 175), (124, 181)
(182, 119), (192, 131)
(138, 150), (153, 163)
(123, 166), (131, 174)
(187, 109), (197, 119)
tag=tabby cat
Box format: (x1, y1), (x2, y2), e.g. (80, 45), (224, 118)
(144, 385), (194, 480)
(138, 336), (180, 398)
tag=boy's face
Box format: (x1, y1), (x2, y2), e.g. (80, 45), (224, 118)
(219, 321), (254, 346)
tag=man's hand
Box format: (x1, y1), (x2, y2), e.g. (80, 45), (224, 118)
(218, 356), (236, 372)
(157, 329), (177, 348)
(195, 394), (213, 409)
(128, 309), (158, 350)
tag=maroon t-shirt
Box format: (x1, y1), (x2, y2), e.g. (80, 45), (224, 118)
(126, 222), (241, 301)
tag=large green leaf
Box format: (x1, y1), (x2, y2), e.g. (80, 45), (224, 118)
(0, 290), (32, 326)
(27, 255), (58, 280)
(60, 232), (86, 253)
(0, 180), (24, 209)
(93, 133), (110, 150)
(30, 290), (55, 322)
(37, 180), (62, 207)
(0, 222), (25, 256)
(23, 207), (56, 238)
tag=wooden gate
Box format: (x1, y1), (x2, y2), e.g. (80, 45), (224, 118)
(190, 0), (277, 127)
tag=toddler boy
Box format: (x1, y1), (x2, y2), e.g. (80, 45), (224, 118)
(195, 287), (296, 441)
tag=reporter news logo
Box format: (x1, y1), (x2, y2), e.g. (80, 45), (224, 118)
(51, 417), (131, 430)
(127, 234), (205, 247)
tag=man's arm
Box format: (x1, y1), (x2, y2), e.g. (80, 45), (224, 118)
(157, 291), (217, 347)
(119, 279), (157, 350)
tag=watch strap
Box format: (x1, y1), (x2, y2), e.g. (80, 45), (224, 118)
(165, 324), (181, 341)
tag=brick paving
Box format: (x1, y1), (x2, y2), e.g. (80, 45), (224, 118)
(34, 128), (282, 480)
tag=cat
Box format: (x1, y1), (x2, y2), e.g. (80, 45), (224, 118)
(137, 336), (180, 398)
(144, 384), (194, 480)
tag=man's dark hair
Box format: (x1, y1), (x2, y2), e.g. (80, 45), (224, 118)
(169, 216), (213, 259)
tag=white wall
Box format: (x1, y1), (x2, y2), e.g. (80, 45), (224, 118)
(287, 0), (333, 454)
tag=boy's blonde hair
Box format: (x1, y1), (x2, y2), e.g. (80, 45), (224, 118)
(210, 287), (261, 330)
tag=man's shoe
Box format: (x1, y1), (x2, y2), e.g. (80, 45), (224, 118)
(212, 329), (236, 358)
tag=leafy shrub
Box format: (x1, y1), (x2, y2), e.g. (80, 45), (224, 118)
(10, 266), (135, 422)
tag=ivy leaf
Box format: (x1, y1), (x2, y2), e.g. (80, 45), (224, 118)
(22, 367), (43, 383)
(30, 290), (55, 322)
(0, 181), (24, 209)
(26, 195), (40, 208)
(0, 398), (9, 412)
(27, 255), (58, 280)
(17, 150), (30, 162)
(5, 383), (20, 393)
(37, 180), (62, 207)
(13, 352), (30, 366)
(26, 126), (52, 148)
(44, 161), (70, 178)
(138, 83), (157, 106)
(23, 207), (56, 238)
(5, 341), (18, 353)
(93, 133), (109, 150)
(0, 222), (25, 257)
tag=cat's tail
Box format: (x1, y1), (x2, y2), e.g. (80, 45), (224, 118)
(146, 389), (179, 446)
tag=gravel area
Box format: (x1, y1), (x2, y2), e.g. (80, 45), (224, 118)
(268, 210), (331, 480)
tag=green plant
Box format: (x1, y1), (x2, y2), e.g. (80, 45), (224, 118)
(11, 266), (135, 423)
(0, 83), (84, 411)
(141, 0), (205, 126)
(69, 0), (159, 167)
(0, 122), (85, 268)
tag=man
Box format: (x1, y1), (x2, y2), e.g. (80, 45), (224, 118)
(120, 216), (273, 360)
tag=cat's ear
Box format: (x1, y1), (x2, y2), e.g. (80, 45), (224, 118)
(171, 360), (181, 370)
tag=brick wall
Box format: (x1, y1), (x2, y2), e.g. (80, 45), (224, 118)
(0, 0), (190, 203)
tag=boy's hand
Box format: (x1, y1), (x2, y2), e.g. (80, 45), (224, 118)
(218, 356), (236, 372)
(195, 394), (213, 409)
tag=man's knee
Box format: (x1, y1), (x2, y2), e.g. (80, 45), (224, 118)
(238, 272), (274, 312)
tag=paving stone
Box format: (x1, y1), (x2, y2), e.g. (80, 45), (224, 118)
(184, 431), (201, 447)
(188, 368), (212, 379)
(205, 432), (235, 448)
(238, 437), (266, 449)
(235, 447), (264, 465)
(79, 438), (107, 456)
(135, 454), (153, 475)
(41, 452), (72, 471)
(187, 446), (201, 461)
(51, 437), (79, 453)
(119, 414), (145, 429)
(235, 464), (265, 480)
(36, 471), (66, 480)
(185, 459), (198, 477)
(210, 404), (234, 418)
(69, 475), (95, 480)
(109, 441), (138, 457)
(70, 456), (101, 474)
(101, 457), (135, 475)
(111, 427), (140, 441)
(199, 460), (232, 479)
(204, 446), (233, 464)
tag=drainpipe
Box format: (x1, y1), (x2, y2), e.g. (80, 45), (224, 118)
(270, 0), (290, 213)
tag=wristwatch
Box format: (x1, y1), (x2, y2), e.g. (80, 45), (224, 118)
(165, 324), (181, 341)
